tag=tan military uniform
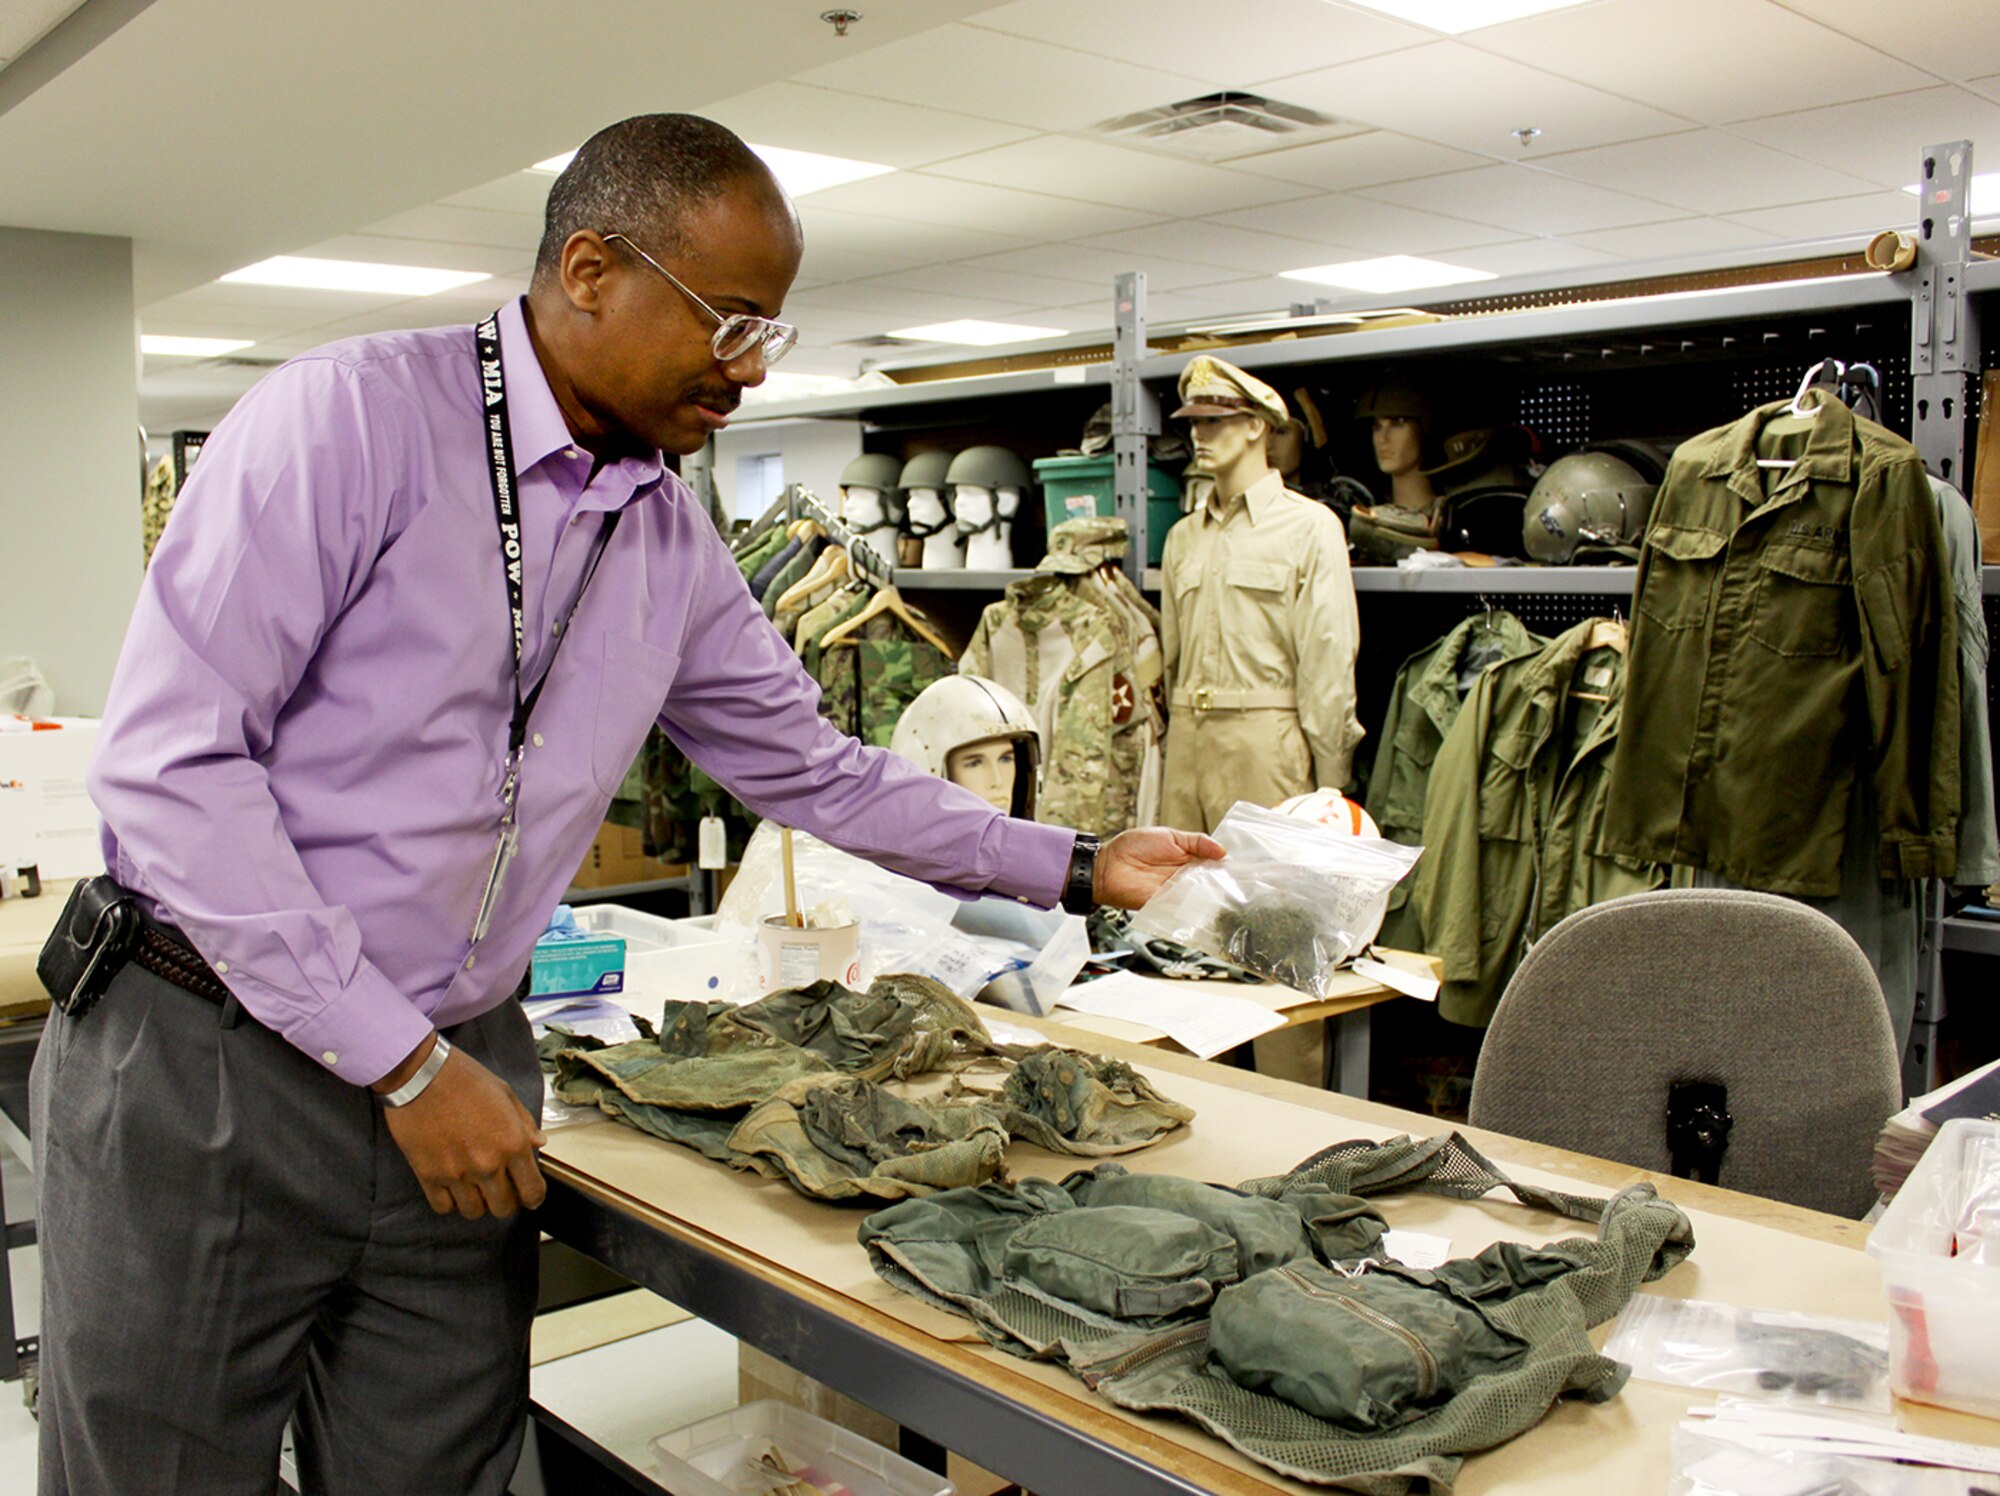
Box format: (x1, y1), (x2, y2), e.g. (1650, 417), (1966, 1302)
(1160, 471), (1363, 833)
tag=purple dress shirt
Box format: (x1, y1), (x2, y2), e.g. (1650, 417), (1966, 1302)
(90, 298), (1074, 1085)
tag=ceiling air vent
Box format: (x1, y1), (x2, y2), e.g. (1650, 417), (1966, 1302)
(1093, 92), (1362, 163)
(837, 334), (922, 350)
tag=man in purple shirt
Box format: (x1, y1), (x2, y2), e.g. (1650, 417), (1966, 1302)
(34, 114), (1219, 1494)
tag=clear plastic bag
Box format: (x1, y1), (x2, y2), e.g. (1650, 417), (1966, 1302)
(1129, 801), (1422, 999)
(1606, 1294), (1891, 1412)
(1953, 1133), (2000, 1265)
(1671, 1422), (1985, 1496)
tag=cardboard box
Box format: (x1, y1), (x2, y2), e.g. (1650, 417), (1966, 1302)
(569, 820), (689, 892)
(0, 718), (104, 880)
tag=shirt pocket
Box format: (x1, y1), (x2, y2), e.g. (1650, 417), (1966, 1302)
(591, 632), (680, 796)
(1219, 558), (1294, 660)
(1637, 524), (1726, 631)
(1749, 542), (1853, 658)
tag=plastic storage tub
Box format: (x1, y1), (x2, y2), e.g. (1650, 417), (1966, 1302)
(1031, 454), (1182, 565)
(650, 1400), (954, 1496)
(1866, 1116), (2000, 1417)
(573, 905), (740, 1008)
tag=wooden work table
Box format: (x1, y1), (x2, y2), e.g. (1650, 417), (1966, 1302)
(537, 1008), (2000, 1496)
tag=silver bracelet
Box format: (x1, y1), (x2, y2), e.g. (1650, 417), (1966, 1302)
(378, 1034), (452, 1108)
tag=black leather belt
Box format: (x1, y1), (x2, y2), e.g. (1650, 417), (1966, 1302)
(133, 918), (233, 1006)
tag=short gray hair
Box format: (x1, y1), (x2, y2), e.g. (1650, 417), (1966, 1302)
(533, 114), (785, 284)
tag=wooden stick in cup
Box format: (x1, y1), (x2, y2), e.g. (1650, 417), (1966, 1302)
(780, 826), (803, 928)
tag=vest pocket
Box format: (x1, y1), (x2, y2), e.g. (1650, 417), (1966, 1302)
(1749, 543), (1852, 658)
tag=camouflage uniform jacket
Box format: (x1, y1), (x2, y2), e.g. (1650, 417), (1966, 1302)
(142, 453), (177, 565)
(1366, 611), (1545, 949)
(1411, 620), (1672, 1027)
(734, 525), (790, 584)
(963, 575), (1136, 838)
(1055, 520), (1167, 831)
(794, 583), (873, 676)
(817, 611), (953, 748)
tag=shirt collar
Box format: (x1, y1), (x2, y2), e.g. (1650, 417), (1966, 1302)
(1705, 395), (1856, 505)
(1203, 469), (1287, 525)
(495, 297), (666, 499)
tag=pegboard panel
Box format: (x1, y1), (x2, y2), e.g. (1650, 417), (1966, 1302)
(1728, 351), (1913, 435)
(1516, 382), (1591, 450)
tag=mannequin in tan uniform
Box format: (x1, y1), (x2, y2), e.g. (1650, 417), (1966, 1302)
(1159, 356), (1362, 833)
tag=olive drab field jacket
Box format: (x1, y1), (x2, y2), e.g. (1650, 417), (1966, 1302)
(1366, 611), (1546, 951)
(1413, 620), (1671, 1027)
(1601, 398), (1959, 897)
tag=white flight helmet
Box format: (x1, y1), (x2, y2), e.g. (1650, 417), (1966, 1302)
(889, 675), (1042, 819)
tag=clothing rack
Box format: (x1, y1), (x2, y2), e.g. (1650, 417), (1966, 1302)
(784, 484), (897, 589)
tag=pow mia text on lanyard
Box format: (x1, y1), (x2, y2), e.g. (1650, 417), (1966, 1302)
(470, 310), (623, 944)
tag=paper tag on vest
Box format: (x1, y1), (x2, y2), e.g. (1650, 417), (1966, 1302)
(697, 815), (727, 870)
(1351, 955), (1440, 1003)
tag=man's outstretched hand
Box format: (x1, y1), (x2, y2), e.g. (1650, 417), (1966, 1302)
(1093, 827), (1225, 910)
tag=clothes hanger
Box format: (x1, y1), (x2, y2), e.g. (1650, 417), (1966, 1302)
(1756, 361), (1843, 471)
(773, 545), (850, 615)
(817, 584), (956, 657)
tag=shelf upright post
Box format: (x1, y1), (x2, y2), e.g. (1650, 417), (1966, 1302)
(1910, 140), (1979, 488)
(1111, 271), (1159, 587)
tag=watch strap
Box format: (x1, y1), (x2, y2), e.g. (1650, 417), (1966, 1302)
(1060, 833), (1102, 915)
(379, 1034), (452, 1108)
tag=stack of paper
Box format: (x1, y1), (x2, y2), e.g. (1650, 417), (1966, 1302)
(1874, 1055), (2000, 1199)
(1681, 1401), (2000, 1476)
(1054, 970), (1285, 1059)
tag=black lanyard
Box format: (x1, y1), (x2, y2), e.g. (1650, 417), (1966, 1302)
(473, 311), (623, 800)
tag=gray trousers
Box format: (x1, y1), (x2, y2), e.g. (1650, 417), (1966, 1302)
(30, 961), (543, 1495)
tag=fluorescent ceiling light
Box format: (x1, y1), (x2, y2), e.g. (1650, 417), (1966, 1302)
(885, 319), (1068, 346)
(220, 256), (490, 296)
(1281, 255), (1497, 293)
(529, 143), (891, 198)
(1337, 0), (1596, 32)
(141, 334), (254, 357)
(1902, 171), (2000, 216)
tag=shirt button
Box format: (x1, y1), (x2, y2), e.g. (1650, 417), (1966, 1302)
(532, 732), (544, 748)
(214, 960), (230, 974)
(322, 1050), (339, 1066)
(566, 447), (580, 460)
(465, 954), (477, 969)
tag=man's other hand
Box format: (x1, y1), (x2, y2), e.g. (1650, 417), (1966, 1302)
(380, 1040), (547, 1219)
(1093, 827), (1224, 910)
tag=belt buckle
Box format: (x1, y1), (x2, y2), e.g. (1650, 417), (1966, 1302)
(1193, 687), (1215, 713)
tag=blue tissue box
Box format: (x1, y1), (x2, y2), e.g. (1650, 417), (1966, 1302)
(530, 929), (626, 1000)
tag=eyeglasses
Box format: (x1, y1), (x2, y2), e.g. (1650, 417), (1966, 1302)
(603, 232), (799, 367)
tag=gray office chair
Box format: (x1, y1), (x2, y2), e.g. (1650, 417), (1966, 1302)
(1467, 888), (1899, 1218)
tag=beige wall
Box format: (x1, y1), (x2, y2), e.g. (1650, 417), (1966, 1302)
(0, 226), (140, 715)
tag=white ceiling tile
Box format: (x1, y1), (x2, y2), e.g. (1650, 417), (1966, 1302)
(923, 136), (1315, 216)
(363, 204), (545, 253)
(801, 171), (1167, 240)
(795, 22), (1208, 132)
(1229, 193), (1518, 254)
(285, 302), (487, 342)
(1096, 286), (1288, 322)
(1720, 189), (1932, 241)
(1229, 131), (1492, 189)
(1969, 74), (2000, 104)
(704, 81), (1038, 170)
(1358, 163), (1680, 234)
(783, 283), (1033, 321)
(1731, 88), (2000, 190)
(794, 206), (1036, 265)
(1769, 0), (2000, 82)
(1569, 217), (1784, 259)
(792, 248), (930, 286)
(961, 242), (1247, 292)
(856, 263), (1115, 308)
(154, 281), (410, 316)
(293, 234), (533, 278)
(438, 172), (555, 216)
(1471, 0), (1931, 125)
(1535, 131), (1882, 215)
(967, 0), (1430, 88)
(1266, 41), (1688, 156)
(1081, 218), (1349, 273)
(779, 305), (918, 338)
(1443, 238), (1623, 277)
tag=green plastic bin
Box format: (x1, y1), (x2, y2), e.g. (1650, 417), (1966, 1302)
(1031, 454), (1183, 566)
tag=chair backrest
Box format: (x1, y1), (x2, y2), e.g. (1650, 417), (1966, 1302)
(1467, 888), (1898, 1218)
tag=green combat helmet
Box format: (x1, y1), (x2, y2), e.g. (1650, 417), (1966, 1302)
(1522, 450), (1660, 564)
(944, 444), (1033, 493)
(840, 452), (905, 492)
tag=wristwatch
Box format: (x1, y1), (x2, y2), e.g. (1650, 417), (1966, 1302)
(378, 1034), (453, 1108)
(1059, 833), (1102, 915)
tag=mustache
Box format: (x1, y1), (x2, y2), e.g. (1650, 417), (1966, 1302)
(686, 384), (741, 412)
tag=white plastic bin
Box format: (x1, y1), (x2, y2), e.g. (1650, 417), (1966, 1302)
(1866, 1116), (2000, 1418)
(573, 905), (741, 1010)
(650, 1400), (954, 1496)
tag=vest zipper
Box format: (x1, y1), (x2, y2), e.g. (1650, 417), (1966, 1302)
(1080, 1322), (1208, 1389)
(1277, 1266), (1438, 1401)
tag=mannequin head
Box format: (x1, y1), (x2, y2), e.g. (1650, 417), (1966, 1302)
(905, 486), (948, 531)
(1371, 415), (1424, 478)
(951, 483), (999, 533)
(843, 485), (893, 532)
(1268, 418), (1306, 482)
(1188, 413), (1271, 500)
(945, 736), (1019, 812)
